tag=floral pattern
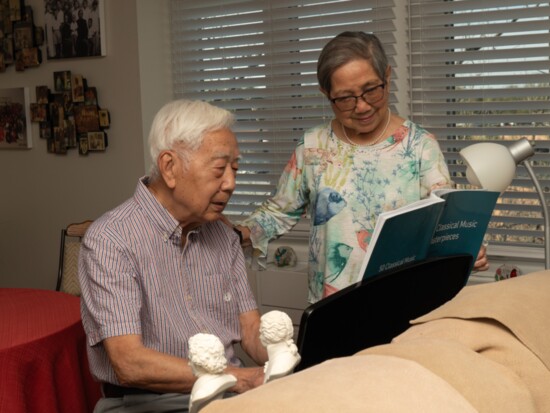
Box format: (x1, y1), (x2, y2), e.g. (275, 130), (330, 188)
(242, 119), (452, 303)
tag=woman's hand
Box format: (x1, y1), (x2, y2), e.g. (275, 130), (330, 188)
(473, 244), (489, 272)
(218, 215), (252, 247)
(218, 214), (234, 228)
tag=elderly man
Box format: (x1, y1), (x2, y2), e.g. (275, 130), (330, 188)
(79, 99), (268, 412)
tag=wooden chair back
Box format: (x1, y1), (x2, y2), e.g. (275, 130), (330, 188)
(57, 220), (93, 295)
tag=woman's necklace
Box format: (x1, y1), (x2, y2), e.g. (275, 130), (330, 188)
(341, 109), (391, 147)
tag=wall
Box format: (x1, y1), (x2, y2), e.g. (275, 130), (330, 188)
(0, 0), (172, 288)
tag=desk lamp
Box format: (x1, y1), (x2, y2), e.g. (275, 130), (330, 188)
(459, 138), (549, 269)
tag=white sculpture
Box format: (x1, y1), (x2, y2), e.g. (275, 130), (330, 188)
(260, 310), (301, 383)
(188, 333), (237, 413)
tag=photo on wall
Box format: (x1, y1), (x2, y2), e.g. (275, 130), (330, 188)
(0, 87), (32, 149)
(43, 0), (106, 60)
(29, 71), (110, 155)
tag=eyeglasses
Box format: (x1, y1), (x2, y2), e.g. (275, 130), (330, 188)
(330, 83), (386, 111)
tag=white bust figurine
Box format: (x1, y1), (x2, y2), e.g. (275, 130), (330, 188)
(260, 310), (301, 383)
(188, 333), (237, 413)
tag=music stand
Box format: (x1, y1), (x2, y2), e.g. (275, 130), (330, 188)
(294, 254), (472, 372)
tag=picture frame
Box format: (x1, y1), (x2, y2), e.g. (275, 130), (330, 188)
(74, 104), (99, 133)
(44, 0), (106, 60)
(39, 120), (51, 139)
(71, 73), (84, 102)
(2, 37), (14, 65)
(98, 108), (109, 127)
(13, 20), (33, 51)
(9, 0), (22, 21)
(78, 134), (88, 155)
(36, 85), (49, 104)
(30, 102), (47, 121)
(54, 70), (71, 92)
(87, 130), (105, 151)
(0, 87), (32, 149)
(29, 71), (110, 154)
(0, 3), (42, 72)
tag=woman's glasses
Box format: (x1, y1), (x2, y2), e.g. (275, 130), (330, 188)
(330, 83), (386, 111)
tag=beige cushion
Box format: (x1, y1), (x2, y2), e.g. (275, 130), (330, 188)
(359, 337), (537, 413)
(393, 318), (550, 412)
(203, 271), (550, 413)
(411, 271), (550, 369)
(202, 355), (477, 413)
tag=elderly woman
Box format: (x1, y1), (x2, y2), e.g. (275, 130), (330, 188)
(234, 32), (488, 303)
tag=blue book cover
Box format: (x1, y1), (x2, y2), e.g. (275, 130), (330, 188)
(358, 189), (499, 282)
(427, 189), (500, 271)
(357, 198), (446, 281)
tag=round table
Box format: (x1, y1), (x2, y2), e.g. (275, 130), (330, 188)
(0, 288), (101, 413)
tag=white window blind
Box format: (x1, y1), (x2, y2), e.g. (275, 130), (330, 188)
(170, 0), (396, 217)
(409, 0), (550, 248)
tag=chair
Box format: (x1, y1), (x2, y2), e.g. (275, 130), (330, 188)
(56, 220), (93, 296)
(294, 254), (473, 372)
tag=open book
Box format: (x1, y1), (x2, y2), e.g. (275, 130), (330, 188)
(356, 189), (500, 282)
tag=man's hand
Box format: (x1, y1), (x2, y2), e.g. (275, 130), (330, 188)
(226, 366), (265, 393)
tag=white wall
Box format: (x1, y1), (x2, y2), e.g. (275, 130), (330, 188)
(0, 0), (172, 288)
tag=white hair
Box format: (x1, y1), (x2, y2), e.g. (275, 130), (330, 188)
(259, 310), (294, 346)
(188, 333), (228, 376)
(148, 99), (234, 179)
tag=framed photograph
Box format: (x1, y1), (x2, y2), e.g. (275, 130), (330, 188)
(78, 134), (88, 155)
(88, 130), (105, 151)
(72, 74), (84, 102)
(74, 104), (99, 133)
(84, 86), (97, 105)
(53, 70), (71, 92)
(36, 85), (49, 104)
(13, 20), (33, 51)
(98, 108), (109, 127)
(53, 126), (67, 154)
(65, 116), (76, 148)
(30, 103), (47, 121)
(0, 87), (32, 149)
(19, 46), (41, 67)
(39, 120), (51, 139)
(44, 0), (106, 59)
(49, 99), (64, 127)
(2, 36), (14, 65)
(9, 0), (22, 22)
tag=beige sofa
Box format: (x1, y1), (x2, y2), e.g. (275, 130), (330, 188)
(203, 271), (550, 413)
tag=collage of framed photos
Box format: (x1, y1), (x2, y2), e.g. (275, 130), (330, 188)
(30, 70), (110, 155)
(0, 0), (44, 72)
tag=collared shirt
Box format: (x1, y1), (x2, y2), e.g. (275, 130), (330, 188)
(79, 177), (257, 384)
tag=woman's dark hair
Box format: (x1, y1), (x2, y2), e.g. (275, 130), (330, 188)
(317, 31), (389, 94)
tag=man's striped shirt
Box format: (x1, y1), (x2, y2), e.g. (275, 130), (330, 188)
(78, 177), (257, 384)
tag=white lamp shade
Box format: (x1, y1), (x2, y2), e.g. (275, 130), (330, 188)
(459, 143), (517, 193)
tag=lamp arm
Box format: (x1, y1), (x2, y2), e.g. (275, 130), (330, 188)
(523, 161), (550, 269)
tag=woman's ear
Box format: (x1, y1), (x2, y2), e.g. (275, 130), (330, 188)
(157, 150), (178, 189)
(319, 87), (330, 99)
(385, 65), (392, 83)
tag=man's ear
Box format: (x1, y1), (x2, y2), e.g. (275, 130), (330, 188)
(157, 150), (178, 189)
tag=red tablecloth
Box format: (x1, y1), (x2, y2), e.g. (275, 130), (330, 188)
(0, 288), (101, 413)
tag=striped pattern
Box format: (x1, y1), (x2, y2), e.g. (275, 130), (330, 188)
(78, 178), (257, 384)
(60, 241), (82, 296)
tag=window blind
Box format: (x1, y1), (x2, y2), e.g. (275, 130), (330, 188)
(409, 0), (550, 247)
(170, 0), (396, 216)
